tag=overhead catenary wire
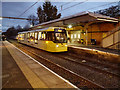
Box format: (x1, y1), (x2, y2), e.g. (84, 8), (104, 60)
(59, 2), (72, 7)
(0, 16), (31, 20)
(60, 2), (71, 10)
(18, 0), (40, 17)
(58, 0), (89, 12)
(86, 2), (118, 11)
(58, 0), (77, 10)
(59, 1), (118, 12)
(58, 0), (77, 7)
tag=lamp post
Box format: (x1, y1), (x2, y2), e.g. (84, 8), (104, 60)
(118, 1), (120, 50)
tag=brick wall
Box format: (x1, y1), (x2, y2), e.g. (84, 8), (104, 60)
(87, 22), (118, 46)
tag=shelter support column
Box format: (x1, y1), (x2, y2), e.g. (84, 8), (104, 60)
(84, 27), (88, 46)
(84, 22), (94, 46)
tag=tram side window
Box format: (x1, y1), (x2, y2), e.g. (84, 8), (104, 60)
(22, 34), (24, 40)
(27, 33), (30, 39)
(24, 33), (27, 40)
(38, 32), (55, 41)
(43, 32), (46, 40)
(38, 32), (41, 40)
(30, 32), (35, 39)
(46, 32), (55, 41)
(19, 34), (21, 40)
(46, 32), (51, 40)
(40, 32), (43, 40)
(20, 34), (22, 39)
(35, 32), (38, 40)
(40, 32), (46, 40)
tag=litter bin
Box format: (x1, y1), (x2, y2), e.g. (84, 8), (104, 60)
(81, 39), (84, 44)
(91, 39), (96, 45)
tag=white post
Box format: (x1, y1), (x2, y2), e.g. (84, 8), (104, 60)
(85, 28), (88, 46)
(118, 1), (120, 24)
(0, 1), (2, 89)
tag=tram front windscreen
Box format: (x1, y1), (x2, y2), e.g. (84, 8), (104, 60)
(54, 29), (67, 43)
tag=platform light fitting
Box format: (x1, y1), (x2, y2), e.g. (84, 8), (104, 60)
(0, 17), (2, 20)
(30, 24), (33, 27)
(68, 25), (72, 28)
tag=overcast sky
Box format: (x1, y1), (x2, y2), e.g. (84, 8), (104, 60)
(1, 0), (119, 32)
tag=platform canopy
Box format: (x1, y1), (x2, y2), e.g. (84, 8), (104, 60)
(30, 11), (118, 30)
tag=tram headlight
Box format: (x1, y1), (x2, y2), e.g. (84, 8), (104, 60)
(56, 45), (59, 47)
(65, 45), (67, 47)
(46, 41), (48, 44)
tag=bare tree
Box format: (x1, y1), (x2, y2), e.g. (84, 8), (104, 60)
(23, 24), (30, 31)
(95, 5), (120, 18)
(28, 15), (38, 26)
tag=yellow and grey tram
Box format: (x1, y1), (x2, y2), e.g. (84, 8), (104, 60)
(17, 27), (68, 52)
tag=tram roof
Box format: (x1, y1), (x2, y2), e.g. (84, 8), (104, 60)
(30, 11), (118, 30)
(18, 27), (65, 34)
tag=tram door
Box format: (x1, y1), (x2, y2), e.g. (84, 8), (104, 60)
(27, 32), (30, 42)
(34, 32), (38, 44)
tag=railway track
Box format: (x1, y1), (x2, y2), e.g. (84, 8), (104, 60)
(9, 40), (120, 88)
(55, 53), (120, 78)
(64, 52), (119, 70)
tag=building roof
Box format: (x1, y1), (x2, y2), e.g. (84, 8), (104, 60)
(30, 11), (118, 30)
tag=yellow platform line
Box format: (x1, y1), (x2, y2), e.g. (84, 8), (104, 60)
(3, 41), (48, 88)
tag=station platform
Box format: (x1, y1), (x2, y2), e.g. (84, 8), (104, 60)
(2, 41), (77, 89)
(2, 41), (32, 88)
(68, 43), (120, 56)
